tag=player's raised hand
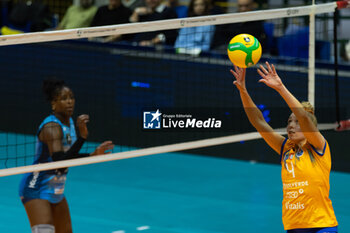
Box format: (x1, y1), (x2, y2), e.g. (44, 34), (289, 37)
(257, 62), (284, 91)
(91, 141), (115, 156)
(76, 114), (89, 139)
(230, 65), (247, 92)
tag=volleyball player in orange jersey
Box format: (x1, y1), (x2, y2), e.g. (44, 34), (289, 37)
(230, 62), (338, 233)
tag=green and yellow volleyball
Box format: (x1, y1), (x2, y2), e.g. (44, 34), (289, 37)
(227, 34), (262, 68)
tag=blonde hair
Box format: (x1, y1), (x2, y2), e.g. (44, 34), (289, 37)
(301, 101), (317, 126)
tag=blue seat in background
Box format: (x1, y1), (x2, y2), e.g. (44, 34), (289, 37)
(263, 22), (275, 53)
(278, 25), (309, 59)
(316, 40), (331, 61)
(277, 25), (331, 61)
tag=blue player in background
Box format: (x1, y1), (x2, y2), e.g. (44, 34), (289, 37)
(19, 79), (114, 233)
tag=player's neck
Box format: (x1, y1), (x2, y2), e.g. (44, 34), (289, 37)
(53, 112), (70, 126)
(292, 139), (307, 151)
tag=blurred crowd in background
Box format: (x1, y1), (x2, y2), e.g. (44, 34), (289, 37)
(0, 0), (349, 61)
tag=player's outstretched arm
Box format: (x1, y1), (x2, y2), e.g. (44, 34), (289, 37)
(231, 65), (285, 154)
(91, 141), (115, 156)
(257, 61), (325, 151)
(76, 114), (114, 156)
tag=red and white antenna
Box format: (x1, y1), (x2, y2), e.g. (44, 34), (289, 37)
(336, 119), (350, 131)
(337, 0), (350, 9)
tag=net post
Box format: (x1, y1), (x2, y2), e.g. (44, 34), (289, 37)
(308, 2), (316, 107)
(333, 8), (341, 128)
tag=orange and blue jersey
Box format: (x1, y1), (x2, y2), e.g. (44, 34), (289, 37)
(280, 138), (338, 230)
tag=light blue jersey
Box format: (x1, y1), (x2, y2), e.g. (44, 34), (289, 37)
(19, 115), (77, 204)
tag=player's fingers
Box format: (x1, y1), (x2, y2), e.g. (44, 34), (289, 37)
(83, 116), (90, 122)
(257, 69), (266, 78)
(101, 144), (114, 153)
(103, 141), (114, 147)
(77, 114), (89, 123)
(105, 145), (115, 150)
(259, 65), (268, 75)
(100, 141), (113, 147)
(234, 65), (239, 73)
(266, 61), (273, 73)
(78, 119), (89, 126)
(258, 79), (268, 85)
(78, 114), (89, 119)
(230, 69), (239, 79)
(272, 64), (277, 74)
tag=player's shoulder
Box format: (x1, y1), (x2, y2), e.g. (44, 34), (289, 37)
(39, 121), (63, 140)
(42, 121), (61, 129)
(282, 139), (294, 151)
(306, 139), (329, 157)
(40, 115), (62, 127)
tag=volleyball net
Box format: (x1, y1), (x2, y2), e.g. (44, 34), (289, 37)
(0, 1), (349, 176)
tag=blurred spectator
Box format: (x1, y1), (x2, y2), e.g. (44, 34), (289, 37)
(341, 40), (350, 62)
(175, 0), (215, 53)
(208, 0), (224, 14)
(166, 0), (188, 18)
(122, 0), (146, 11)
(90, 0), (132, 42)
(0, 0), (10, 28)
(236, 0), (257, 12)
(57, 0), (97, 30)
(211, 0), (266, 52)
(130, 0), (178, 46)
(1, 1), (52, 35)
(284, 18), (306, 36)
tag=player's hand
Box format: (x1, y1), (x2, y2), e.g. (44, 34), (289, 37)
(76, 114), (89, 139)
(257, 61), (284, 91)
(230, 65), (247, 92)
(103, 35), (121, 43)
(135, 7), (151, 15)
(139, 40), (153, 46)
(91, 141), (114, 156)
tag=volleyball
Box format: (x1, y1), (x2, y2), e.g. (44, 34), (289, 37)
(227, 34), (262, 68)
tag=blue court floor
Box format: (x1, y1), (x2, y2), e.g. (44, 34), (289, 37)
(0, 152), (349, 233)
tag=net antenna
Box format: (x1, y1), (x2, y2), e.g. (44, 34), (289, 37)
(0, 2), (347, 177)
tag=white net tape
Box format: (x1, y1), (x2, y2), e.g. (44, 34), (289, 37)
(0, 3), (336, 46)
(0, 123), (337, 177)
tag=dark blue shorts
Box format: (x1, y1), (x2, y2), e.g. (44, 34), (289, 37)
(287, 226), (338, 233)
